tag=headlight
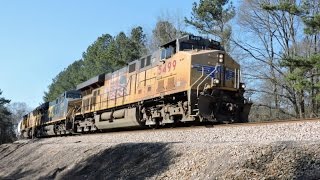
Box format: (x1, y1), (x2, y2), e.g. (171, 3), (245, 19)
(241, 84), (246, 89)
(218, 53), (224, 63)
(213, 79), (220, 84)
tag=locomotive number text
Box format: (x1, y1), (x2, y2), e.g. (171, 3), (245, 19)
(158, 60), (177, 75)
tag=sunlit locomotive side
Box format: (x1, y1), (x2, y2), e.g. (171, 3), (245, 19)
(73, 35), (252, 132)
(19, 35), (252, 137)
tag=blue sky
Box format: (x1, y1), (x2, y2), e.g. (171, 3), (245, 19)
(0, 0), (195, 108)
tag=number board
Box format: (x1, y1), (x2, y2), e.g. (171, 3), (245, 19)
(189, 35), (202, 41)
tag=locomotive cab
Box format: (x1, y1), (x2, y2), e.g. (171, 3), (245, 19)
(156, 35), (251, 123)
(160, 35), (223, 60)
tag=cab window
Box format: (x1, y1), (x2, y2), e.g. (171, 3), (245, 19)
(161, 46), (174, 59)
(146, 55), (151, 66)
(129, 63), (136, 73)
(140, 58), (145, 68)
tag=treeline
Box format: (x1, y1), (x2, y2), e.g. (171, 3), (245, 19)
(43, 27), (147, 102)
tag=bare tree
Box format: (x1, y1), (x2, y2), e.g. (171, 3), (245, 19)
(234, 0), (305, 119)
(148, 10), (188, 52)
(302, 0), (320, 116)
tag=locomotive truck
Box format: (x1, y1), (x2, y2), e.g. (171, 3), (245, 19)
(19, 35), (252, 138)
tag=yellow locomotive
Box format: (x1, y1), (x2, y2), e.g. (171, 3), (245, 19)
(19, 35), (251, 138)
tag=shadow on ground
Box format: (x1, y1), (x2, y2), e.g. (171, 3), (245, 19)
(294, 152), (320, 179)
(59, 143), (177, 180)
(216, 141), (320, 179)
(1, 141), (179, 180)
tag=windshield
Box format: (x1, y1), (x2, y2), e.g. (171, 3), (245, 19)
(161, 46), (174, 59)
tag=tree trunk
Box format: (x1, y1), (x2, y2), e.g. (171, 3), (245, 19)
(297, 91), (305, 119)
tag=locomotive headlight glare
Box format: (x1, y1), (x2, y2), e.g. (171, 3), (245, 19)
(241, 84), (246, 89)
(213, 79), (220, 84)
(218, 54), (224, 63)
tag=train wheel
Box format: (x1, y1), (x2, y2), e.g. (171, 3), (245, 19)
(36, 129), (41, 138)
(152, 118), (161, 129)
(27, 129), (32, 139)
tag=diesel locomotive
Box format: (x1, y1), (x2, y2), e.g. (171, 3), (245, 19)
(19, 35), (252, 138)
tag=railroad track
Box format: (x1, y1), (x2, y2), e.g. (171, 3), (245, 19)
(47, 118), (320, 139)
(230, 118), (320, 126)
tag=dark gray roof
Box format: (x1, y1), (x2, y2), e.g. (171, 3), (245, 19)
(34, 102), (49, 111)
(161, 34), (222, 50)
(76, 74), (105, 90)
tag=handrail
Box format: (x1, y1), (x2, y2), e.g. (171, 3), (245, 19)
(234, 68), (237, 89)
(191, 66), (204, 88)
(238, 69), (241, 89)
(196, 64), (220, 97)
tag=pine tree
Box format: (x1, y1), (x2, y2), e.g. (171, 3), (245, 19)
(0, 90), (15, 144)
(185, 0), (235, 50)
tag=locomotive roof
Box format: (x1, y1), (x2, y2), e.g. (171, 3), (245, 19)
(35, 102), (49, 111)
(161, 34), (223, 50)
(76, 73), (105, 91)
(31, 102), (49, 114)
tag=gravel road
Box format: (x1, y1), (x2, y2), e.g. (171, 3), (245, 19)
(1, 120), (320, 179)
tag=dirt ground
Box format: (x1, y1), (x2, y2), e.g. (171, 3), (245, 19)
(1, 123), (320, 179)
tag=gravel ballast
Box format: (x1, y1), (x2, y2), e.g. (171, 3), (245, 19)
(1, 120), (320, 179)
